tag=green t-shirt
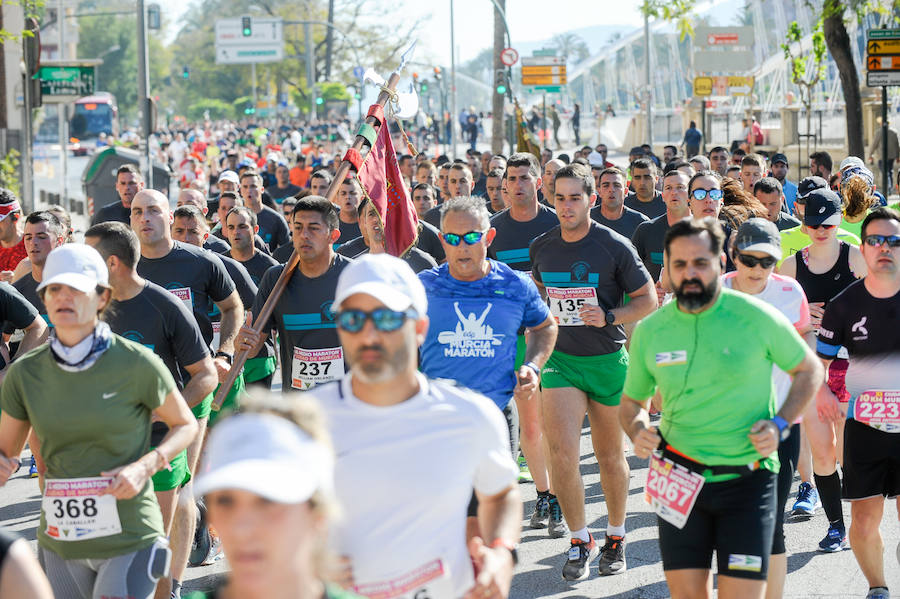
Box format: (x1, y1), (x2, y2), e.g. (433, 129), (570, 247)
(1, 335), (175, 559)
(778, 225), (861, 266)
(624, 288), (809, 481)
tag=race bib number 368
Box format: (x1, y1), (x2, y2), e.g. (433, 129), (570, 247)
(644, 454), (704, 530)
(291, 346), (344, 390)
(547, 287), (599, 326)
(42, 477), (122, 541)
(854, 390), (900, 433)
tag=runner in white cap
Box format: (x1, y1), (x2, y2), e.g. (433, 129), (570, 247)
(313, 253), (521, 599)
(0, 244), (197, 599)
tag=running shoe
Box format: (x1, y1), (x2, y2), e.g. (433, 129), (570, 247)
(791, 482), (821, 517)
(529, 495), (549, 529)
(28, 456), (37, 478)
(201, 535), (225, 565)
(817, 524), (849, 552)
(561, 535), (598, 581)
(866, 587), (890, 599)
(548, 496), (568, 538)
(517, 456), (533, 483)
(597, 534), (627, 576)
(189, 501), (211, 567)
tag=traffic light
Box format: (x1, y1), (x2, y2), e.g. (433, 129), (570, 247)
(244, 106), (255, 115)
(421, 80), (428, 92)
(182, 65), (190, 79)
(495, 70), (507, 95)
(242, 16), (252, 37)
(433, 66), (442, 81)
(147, 3), (161, 30)
(316, 97), (324, 105)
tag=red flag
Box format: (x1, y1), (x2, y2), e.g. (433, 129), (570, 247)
(356, 122), (418, 257)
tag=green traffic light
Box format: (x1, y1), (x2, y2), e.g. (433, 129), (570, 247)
(316, 97), (324, 105)
(421, 82), (428, 92)
(496, 84), (507, 95)
(354, 93), (361, 99)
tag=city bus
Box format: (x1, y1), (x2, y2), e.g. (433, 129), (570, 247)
(69, 92), (119, 155)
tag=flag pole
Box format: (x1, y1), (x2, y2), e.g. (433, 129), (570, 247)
(212, 70), (404, 410)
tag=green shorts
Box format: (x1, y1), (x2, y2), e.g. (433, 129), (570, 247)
(208, 373), (245, 427)
(191, 391), (213, 420)
(243, 355), (276, 384)
(514, 334), (527, 370)
(541, 346), (629, 406)
(150, 448), (190, 492)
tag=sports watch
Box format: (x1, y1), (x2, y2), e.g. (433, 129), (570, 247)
(605, 310), (616, 326)
(524, 361), (541, 377)
(771, 415), (790, 442)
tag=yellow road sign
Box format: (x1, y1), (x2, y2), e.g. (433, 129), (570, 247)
(521, 65), (566, 76)
(693, 76), (713, 97)
(868, 39), (900, 55)
(868, 55), (900, 71)
(522, 75), (567, 86)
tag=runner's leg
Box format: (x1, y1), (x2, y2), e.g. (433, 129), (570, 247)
(801, 400), (844, 536)
(848, 496), (887, 589)
(585, 401), (629, 531)
(717, 575), (766, 599)
(516, 387), (549, 492)
(169, 417), (208, 586)
(39, 548), (96, 599)
(664, 569), (713, 599)
(542, 387), (589, 533)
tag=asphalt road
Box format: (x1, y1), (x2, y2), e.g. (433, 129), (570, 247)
(1, 417), (897, 598)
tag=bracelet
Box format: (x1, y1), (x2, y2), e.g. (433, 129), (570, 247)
(152, 448), (172, 472)
(523, 361), (541, 377)
(214, 351), (233, 365)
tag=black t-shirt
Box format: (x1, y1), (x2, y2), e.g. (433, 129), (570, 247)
(336, 236), (366, 258)
(212, 253), (268, 358)
(0, 282), (39, 335)
(91, 201), (130, 226)
(624, 191), (666, 219)
(423, 205), (442, 229)
(231, 251), (279, 287)
(590, 205), (649, 240)
(211, 224), (270, 255)
(267, 183), (302, 201)
(136, 241), (236, 347)
(531, 222), (652, 356)
(337, 220), (361, 249)
(488, 205), (558, 271)
(203, 235), (231, 254)
(254, 205), (291, 250)
(273, 241), (295, 264)
(415, 220), (445, 262)
(774, 212), (802, 231)
(4, 274), (44, 334)
(252, 255), (352, 391)
(630, 214), (670, 282)
(817, 279), (900, 400)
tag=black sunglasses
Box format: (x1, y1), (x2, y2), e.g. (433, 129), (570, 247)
(863, 234), (900, 248)
(335, 308), (418, 333)
(691, 189), (724, 202)
(806, 223), (837, 230)
(441, 230), (487, 246)
(736, 253), (777, 269)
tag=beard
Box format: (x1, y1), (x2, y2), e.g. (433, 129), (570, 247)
(349, 341), (410, 384)
(674, 277), (719, 311)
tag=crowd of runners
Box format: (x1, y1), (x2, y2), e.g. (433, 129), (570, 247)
(0, 122), (896, 599)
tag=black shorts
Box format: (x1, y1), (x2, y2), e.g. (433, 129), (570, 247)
(658, 469), (776, 580)
(772, 424), (801, 555)
(842, 418), (900, 500)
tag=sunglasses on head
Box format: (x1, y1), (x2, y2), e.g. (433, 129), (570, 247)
(863, 234), (900, 248)
(441, 230), (487, 246)
(691, 188), (724, 202)
(736, 253), (778, 269)
(806, 223), (837, 230)
(335, 308), (418, 333)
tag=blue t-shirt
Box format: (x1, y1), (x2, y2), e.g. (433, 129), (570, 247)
(782, 180), (798, 214)
(418, 260), (550, 409)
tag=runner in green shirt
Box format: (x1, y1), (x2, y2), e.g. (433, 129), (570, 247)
(619, 217), (822, 599)
(0, 244), (197, 599)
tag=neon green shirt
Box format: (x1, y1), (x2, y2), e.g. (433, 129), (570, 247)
(778, 225), (861, 266)
(624, 288), (809, 481)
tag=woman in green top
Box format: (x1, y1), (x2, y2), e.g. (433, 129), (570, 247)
(187, 398), (362, 599)
(0, 244), (197, 599)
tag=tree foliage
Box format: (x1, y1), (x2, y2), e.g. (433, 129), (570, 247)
(551, 32), (590, 63)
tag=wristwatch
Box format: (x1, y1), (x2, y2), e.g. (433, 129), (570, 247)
(489, 538), (519, 566)
(523, 361), (541, 377)
(771, 415), (790, 442)
(214, 351), (234, 365)
(605, 310), (616, 326)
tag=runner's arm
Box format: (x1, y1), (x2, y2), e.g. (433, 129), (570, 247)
(776, 254), (797, 279)
(469, 483), (521, 599)
(180, 356), (218, 409)
(618, 393), (660, 459)
(814, 356), (843, 423)
(771, 347), (824, 424)
(212, 289), (242, 355)
(610, 280), (656, 325)
(522, 316), (556, 367)
(14, 315), (47, 359)
(0, 412), (30, 483)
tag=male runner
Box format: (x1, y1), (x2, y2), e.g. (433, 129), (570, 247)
(625, 159), (666, 219)
(314, 253), (521, 599)
(8, 211), (65, 323)
(177, 189), (230, 253)
(485, 168), (506, 213)
(338, 197), (436, 273)
(769, 153), (798, 211)
(309, 169), (332, 197)
(541, 159), (565, 205)
(531, 163), (656, 580)
(590, 167), (649, 238)
(210, 191), (269, 254)
(753, 177), (800, 231)
(816, 207), (900, 599)
(740, 154), (765, 192)
(0, 189), (26, 277)
(335, 176), (362, 248)
(412, 182), (438, 219)
(237, 196), (352, 393)
(86, 221), (217, 599)
(620, 217), (822, 599)
(91, 164), (144, 226)
(424, 163), (476, 228)
(631, 169), (692, 283)
(224, 206), (279, 286)
(708, 146), (730, 176)
(240, 170), (290, 250)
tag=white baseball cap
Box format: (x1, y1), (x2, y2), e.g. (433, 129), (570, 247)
(218, 170), (240, 184)
(839, 156), (865, 172)
(194, 412), (333, 504)
(334, 253), (427, 315)
(37, 244), (109, 293)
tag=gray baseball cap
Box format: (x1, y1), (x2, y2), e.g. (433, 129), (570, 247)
(735, 217), (782, 260)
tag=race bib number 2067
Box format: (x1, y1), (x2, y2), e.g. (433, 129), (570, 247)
(644, 454), (704, 530)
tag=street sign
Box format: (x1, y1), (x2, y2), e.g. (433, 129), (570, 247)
(693, 76), (713, 97)
(353, 66), (364, 80)
(522, 56), (566, 88)
(693, 26), (755, 72)
(868, 29), (900, 39)
(36, 64), (95, 100)
(500, 47), (518, 67)
(521, 65), (565, 75)
(522, 56), (565, 66)
(867, 71), (900, 86)
(215, 17), (283, 64)
(533, 85), (562, 93)
(867, 55), (900, 71)
(522, 75), (567, 86)
(693, 75), (754, 97)
(532, 48), (557, 57)
(695, 26), (754, 48)
(867, 39), (900, 55)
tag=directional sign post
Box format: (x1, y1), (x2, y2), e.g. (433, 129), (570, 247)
(35, 60), (101, 103)
(692, 75), (754, 97)
(866, 29), (900, 194)
(215, 18), (284, 64)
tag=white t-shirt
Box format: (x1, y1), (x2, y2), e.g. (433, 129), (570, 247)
(723, 272), (810, 410)
(314, 372), (518, 598)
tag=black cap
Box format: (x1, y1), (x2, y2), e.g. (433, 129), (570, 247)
(735, 217), (782, 260)
(803, 189), (843, 226)
(771, 153), (788, 166)
(797, 176), (828, 199)
(629, 146), (645, 157)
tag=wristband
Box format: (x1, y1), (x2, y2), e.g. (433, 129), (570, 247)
(489, 538), (519, 566)
(524, 361), (541, 377)
(771, 415), (790, 442)
(215, 351), (233, 365)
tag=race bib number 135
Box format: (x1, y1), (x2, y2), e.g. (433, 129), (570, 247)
(547, 287), (599, 326)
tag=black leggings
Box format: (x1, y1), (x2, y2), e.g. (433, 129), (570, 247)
(772, 423), (801, 555)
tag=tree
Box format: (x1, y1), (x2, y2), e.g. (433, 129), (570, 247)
(783, 19), (827, 160)
(551, 32), (590, 63)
